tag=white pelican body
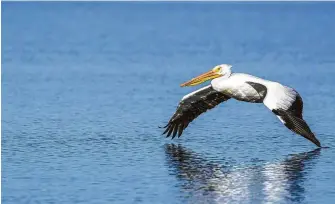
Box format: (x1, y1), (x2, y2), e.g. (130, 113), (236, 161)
(163, 64), (321, 147)
(212, 73), (298, 123)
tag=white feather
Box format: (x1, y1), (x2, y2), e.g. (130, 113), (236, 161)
(212, 73), (298, 122)
(263, 82), (297, 111)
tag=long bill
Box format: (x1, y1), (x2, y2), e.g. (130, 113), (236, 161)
(180, 70), (222, 87)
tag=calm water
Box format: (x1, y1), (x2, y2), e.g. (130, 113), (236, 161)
(2, 2), (335, 204)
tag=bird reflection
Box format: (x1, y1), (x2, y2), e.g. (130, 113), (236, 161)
(165, 144), (320, 204)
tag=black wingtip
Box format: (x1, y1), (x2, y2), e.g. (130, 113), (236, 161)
(177, 124), (184, 138)
(273, 108), (322, 148)
(162, 124), (171, 135)
(171, 125), (178, 139)
(159, 123), (170, 129)
(306, 132), (321, 147)
(316, 142), (321, 147)
(313, 138), (321, 147)
(167, 125), (174, 137)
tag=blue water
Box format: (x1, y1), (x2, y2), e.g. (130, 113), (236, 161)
(2, 2), (335, 204)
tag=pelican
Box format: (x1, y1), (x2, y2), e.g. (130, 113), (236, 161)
(162, 64), (321, 147)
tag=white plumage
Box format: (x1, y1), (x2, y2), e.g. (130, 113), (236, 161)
(163, 64), (321, 147)
(212, 73), (299, 123)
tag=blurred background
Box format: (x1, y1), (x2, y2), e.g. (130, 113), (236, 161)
(2, 2), (335, 204)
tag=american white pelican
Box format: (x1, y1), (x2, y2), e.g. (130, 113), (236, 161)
(163, 64), (321, 147)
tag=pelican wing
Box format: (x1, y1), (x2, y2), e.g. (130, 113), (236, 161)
(263, 84), (321, 147)
(163, 85), (231, 139)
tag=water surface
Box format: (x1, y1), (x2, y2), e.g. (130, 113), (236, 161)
(2, 2), (335, 204)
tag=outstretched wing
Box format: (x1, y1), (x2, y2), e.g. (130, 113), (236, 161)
(163, 85), (231, 139)
(272, 109), (321, 147)
(264, 83), (321, 147)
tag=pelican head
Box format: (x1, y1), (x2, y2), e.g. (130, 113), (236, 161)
(180, 64), (232, 87)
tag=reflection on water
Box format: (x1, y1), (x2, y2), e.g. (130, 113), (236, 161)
(165, 144), (320, 204)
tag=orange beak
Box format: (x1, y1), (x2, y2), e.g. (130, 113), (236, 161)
(180, 70), (222, 87)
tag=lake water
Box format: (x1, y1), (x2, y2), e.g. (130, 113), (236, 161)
(2, 2), (335, 204)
